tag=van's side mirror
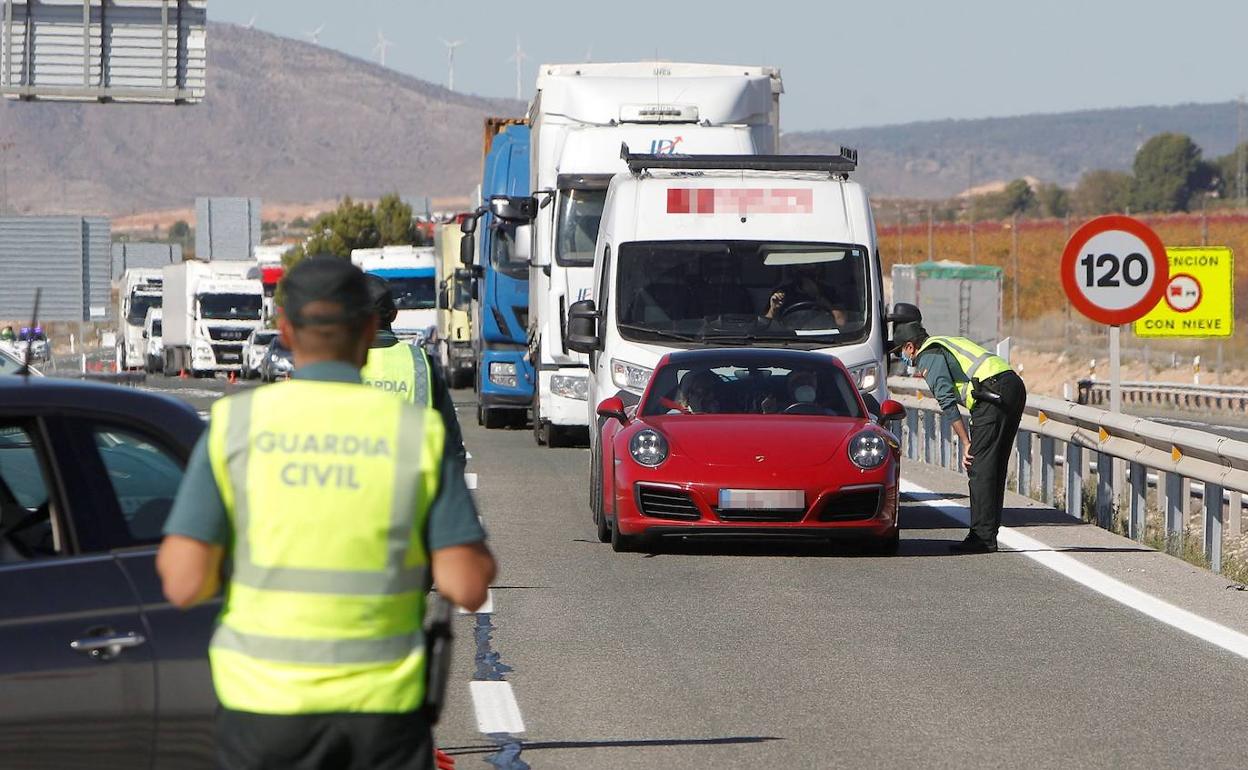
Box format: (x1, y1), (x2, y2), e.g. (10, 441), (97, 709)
(566, 299), (601, 353)
(459, 232), (475, 266)
(490, 195), (537, 223)
(596, 396), (628, 425)
(437, 286), (449, 310)
(142, 331), (149, 339)
(879, 399), (906, 427)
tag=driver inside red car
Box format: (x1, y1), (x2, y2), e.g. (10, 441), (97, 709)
(676, 369), (724, 414)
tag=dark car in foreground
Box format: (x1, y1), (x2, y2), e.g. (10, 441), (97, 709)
(259, 336), (293, 382)
(0, 377), (215, 768)
(593, 348), (905, 553)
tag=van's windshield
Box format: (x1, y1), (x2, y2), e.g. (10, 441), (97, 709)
(616, 241), (870, 346)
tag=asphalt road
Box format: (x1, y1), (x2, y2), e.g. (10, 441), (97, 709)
(69, 373), (1248, 767)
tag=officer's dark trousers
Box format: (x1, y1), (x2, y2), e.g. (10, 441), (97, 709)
(216, 708), (433, 770)
(967, 370), (1027, 545)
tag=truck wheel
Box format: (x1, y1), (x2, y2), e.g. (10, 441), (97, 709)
(481, 406), (506, 430)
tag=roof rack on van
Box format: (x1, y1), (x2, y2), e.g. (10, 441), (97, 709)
(620, 143), (858, 175)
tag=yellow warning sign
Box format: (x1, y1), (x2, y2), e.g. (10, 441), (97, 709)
(1133, 247), (1234, 338)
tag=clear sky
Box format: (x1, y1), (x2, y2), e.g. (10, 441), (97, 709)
(214, 0), (1248, 131)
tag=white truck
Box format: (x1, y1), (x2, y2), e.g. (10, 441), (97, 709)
(351, 245), (438, 342)
(525, 61), (783, 446)
(115, 269), (164, 371)
(565, 149), (889, 486)
(160, 261), (265, 377)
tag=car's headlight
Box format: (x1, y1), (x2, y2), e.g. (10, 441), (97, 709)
(611, 359), (652, 395)
(849, 363), (880, 393)
(489, 361), (518, 388)
(551, 374), (588, 400)
(629, 429), (669, 467)
(849, 431), (888, 469)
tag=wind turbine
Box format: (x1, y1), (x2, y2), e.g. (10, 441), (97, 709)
(244, 14), (257, 30)
(506, 37), (528, 100)
(305, 24), (324, 45)
(441, 39), (465, 92)
(374, 30), (393, 67)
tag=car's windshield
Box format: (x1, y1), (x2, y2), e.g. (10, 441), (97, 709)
(199, 293), (263, 320)
(385, 277), (436, 310)
(642, 357), (863, 418)
(127, 293), (161, 325)
(251, 330), (278, 346)
(490, 220), (529, 280)
(267, 339), (291, 356)
(617, 241), (870, 345)
(555, 188), (607, 267)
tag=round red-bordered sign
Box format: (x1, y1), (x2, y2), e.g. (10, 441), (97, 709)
(1163, 273), (1201, 313)
(1060, 215), (1169, 326)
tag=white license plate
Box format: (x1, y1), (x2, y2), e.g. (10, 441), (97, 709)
(718, 489), (805, 511)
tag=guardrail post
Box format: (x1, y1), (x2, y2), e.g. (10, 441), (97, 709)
(1016, 431), (1032, 496)
(1229, 491), (1243, 538)
(1129, 462), (1146, 541)
(1205, 483), (1224, 573)
(939, 418), (951, 470)
(1095, 451), (1113, 530)
(905, 410), (918, 461)
(1065, 443), (1083, 521)
(1165, 473), (1184, 552)
(1040, 436), (1055, 506)
(922, 411), (936, 465)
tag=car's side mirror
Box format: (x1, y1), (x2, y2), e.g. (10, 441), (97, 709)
(490, 195), (537, 223)
(459, 232), (475, 266)
(142, 331), (148, 339)
(879, 399), (906, 426)
(566, 299), (601, 354)
(596, 396), (628, 425)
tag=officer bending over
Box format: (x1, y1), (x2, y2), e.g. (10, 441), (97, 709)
(362, 273), (466, 464)
(893, 322), (1026, 553)
(157, 256), (496, 769)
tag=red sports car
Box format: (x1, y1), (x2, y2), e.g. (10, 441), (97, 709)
(592, 348), (905, 553)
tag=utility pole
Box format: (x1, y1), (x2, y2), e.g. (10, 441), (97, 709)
(927, 205), (934, 261)
(968, 154), (976, 264)
(1011, 213), (1020, 335)
(1238, 95), (1246, 205)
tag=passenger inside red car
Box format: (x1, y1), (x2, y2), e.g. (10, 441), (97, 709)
(655, 360), (860, 419)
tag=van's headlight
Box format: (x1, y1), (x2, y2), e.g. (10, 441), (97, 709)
(849, 431), (888, 469)
(849, 363), (880, 393)
(629, 429), (669, 467)
(551, 374), (588, 400)
(611, 359), (652, 395)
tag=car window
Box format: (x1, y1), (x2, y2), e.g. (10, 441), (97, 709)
(642, 360), (863, 418)
(0, 423), (62, 560)
(92, 426), (184, 542)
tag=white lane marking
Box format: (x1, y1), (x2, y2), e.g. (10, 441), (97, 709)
(903, 480), (1248, 661)
(465, 472), (478, 491)
(458, 589), (494, 615)
(470, 681), (526, 734)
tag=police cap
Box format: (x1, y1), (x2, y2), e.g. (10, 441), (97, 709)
(281, 255), (373, 326)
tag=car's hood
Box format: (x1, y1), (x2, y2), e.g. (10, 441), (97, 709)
(645, 415), (865, 468)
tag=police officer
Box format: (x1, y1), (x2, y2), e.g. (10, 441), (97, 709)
(157, 256), (496, 769)
(893, 321), (1026, 553)
(362, 273), (466, 464)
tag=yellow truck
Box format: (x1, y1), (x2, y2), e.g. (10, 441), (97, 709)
(433, 222), (475, 388)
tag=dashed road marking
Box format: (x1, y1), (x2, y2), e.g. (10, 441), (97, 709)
(469, 681), (526, 735)
(904, 480), (1248, 661)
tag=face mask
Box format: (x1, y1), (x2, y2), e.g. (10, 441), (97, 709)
(901, 350), (914, 367)
(794, 385), (816, 403)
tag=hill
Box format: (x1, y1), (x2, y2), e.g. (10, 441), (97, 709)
(784, 102), (1242, 198)
(0, 23), (524, 216)
(0, 22), (1240, 214)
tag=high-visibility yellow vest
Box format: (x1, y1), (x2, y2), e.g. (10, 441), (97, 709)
(362, 343), (433, 406)
(918, 335), (1012, 411)
(205, 380), (445, 714)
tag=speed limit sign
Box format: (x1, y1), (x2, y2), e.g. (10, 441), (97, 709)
(1061, 215), (1170, 325)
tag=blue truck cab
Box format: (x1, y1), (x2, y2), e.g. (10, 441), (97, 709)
(474, 123), (534, 428)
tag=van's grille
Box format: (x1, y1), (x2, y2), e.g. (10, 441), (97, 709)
(817, 489), (882, 521)
(636, 485), (700, 520)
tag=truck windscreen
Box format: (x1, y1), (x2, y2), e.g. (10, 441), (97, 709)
(387, 277), (436, 310)
(199, 294), (263, 320)
(490, 221), (529, 280)
(616, 241), (870, 345)
(555, 188), (607, 267)
(127, 294), (162, 325)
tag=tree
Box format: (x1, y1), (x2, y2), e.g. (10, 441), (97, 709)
(998, 178), (1036, 217)
(1035, 183), (1070, 218)
(1073, 170), (1132, 215)
(1130, 133), (1207, 212)
(281, 193), (419, 274)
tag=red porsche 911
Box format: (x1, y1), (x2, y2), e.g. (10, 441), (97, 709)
(591, 348), (906, 553)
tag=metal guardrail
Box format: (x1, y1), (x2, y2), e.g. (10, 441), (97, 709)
(888, 376), (1245, 573)
(1077, 379), (1248, 410)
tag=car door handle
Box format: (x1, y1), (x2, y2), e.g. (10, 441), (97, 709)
(70, 630), (146, 661)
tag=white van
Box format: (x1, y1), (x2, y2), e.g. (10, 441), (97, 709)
(565, 148), (887, 446)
